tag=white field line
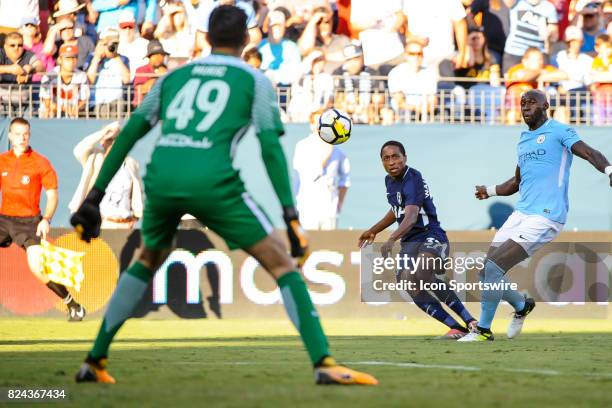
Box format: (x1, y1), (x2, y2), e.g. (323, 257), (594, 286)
(168, 360), (612, 378)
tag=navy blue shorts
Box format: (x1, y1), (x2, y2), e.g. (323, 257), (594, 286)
(396, 231), (449, 280)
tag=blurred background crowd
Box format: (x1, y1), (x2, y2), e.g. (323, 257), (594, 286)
(1, 0), (612, 124)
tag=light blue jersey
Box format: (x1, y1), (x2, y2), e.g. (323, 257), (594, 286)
(516, 119), (581, 224)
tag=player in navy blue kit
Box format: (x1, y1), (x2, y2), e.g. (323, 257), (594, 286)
(460, 90), (612, 342)
(359, 141), (477, 339)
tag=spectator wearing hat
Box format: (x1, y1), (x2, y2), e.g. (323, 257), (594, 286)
(578, 1), (607, 54)
(39, 43), (90, 118)
(69, 121), (143, 230)
(297, 5), (350, 72)
(92, 0), (158, 36)
(258, 9), (302, 86)
(20, 17), (55, 83)
(117, 9), (149, 80)
(85, 28), (130, 118)
(43, 14), (95, 70)
(133, 40), (168, 106)
(554, 26), (593, 92)
(154, 1), (195, 60)
(332, 40), (384, 124)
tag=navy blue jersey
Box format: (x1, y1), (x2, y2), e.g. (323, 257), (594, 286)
(385, 167), (446, 242)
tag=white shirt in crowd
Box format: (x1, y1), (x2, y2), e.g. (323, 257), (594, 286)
(293, 133), (351, 230)
(402, 0), (466, 66)
(100, 162), (136, 220)
(555, 51), (593, 91)
(119, 36), (149, 80)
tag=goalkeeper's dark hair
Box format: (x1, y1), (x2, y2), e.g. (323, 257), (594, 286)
(380, 140), (406, 157)
(208, 5), (248, 48)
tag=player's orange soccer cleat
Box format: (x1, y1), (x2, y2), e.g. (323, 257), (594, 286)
(75, 358), (116, 384)
(314, 357), (378, 385)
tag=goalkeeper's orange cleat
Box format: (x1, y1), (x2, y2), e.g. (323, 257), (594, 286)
(314, 357), (378, 385)
(75, 358), (116, 384)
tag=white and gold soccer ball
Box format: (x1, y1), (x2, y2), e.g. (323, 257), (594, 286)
(317, 108), (352, 145)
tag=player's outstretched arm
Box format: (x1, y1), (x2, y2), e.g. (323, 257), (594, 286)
(359, 210), (395, 248)
(380, 205), (419, 257)
(475, 166), (521, 199)
(571, 141), (612, 187)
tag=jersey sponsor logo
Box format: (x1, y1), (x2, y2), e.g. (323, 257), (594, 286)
(21, 175), (30, 185)
(537, 135), (546, 144)
(157, 134), (213, 149)
(518, 148), (546, 164)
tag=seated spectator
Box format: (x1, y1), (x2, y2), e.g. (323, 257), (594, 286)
(288, 49), (334, 121)
(154, 2), (194, 60)
(590, 36), (612, 124)
(117, 10), (149, 80)
(467, 0), (510, 66)
(258, 9), (301, 86)
(297, 5), (350, 72)
(333, 41), (384, 124)
(387, 40), (438, 122)
(554, 26), (593, 93)
(403, 0), (468, 72)
(194, 0), (262, 57)
(455, 27), (499, 89)
(505, 47), (565, 122)
(133, 40), (168, 106)
(39, 43), (90, 118)
(20, 17), (54, 83)
(85, 28), (130, 118)
(579, 2), (607, 55)
(351, 0), (405, 67)
(242, 45), (262, 69)
(92, 0), (157, 36)
(0, 32), (43, 113)
(43, 15), (95, 70)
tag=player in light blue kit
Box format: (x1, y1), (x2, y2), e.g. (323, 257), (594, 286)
(460, 89), (612, 342)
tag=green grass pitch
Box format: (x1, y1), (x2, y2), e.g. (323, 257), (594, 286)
(2, 318), (612, 407)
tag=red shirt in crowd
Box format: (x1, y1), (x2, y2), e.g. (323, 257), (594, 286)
(0, 148), (58, 217)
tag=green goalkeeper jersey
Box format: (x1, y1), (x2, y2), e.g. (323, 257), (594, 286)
(94, 53), (294, 207)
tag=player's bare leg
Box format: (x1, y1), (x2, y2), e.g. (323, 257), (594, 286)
(26, 244), (85, 321)
(459, 239), (534, 342)
(76, 245), (173, 383)
(245, 232), (378, 385)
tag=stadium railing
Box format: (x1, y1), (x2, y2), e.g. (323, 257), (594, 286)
(2, 75), (612, 126)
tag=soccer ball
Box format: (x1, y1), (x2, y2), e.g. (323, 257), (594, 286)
(317, 108), (352, 145)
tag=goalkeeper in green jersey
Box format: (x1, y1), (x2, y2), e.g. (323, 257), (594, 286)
(71, 5), (377, 386)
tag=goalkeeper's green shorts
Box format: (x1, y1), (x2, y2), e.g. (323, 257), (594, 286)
(141, 189), (273, 250)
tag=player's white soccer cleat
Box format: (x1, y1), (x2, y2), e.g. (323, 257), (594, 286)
(507, 298), (536, 339)
(457, 326), (494, 342)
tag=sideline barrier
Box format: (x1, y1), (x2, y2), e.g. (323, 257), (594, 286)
(1, 229), (610, 319)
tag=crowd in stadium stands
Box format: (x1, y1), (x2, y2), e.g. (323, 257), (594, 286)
(1, 0), (612, 124)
